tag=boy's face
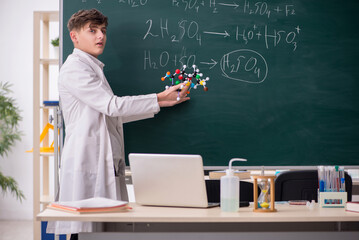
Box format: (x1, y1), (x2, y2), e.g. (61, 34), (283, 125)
(70, 22), (107, 58)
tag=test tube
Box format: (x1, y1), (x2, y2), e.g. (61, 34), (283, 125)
(318, 166), (325, 192)
(339, 166), (346, 192)
(324, 166), (330, 192)
(335, 166), (339, 192)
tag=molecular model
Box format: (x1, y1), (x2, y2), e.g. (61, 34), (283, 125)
(161, 65), (210, 101)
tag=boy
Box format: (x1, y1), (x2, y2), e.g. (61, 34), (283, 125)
(47, 9), (189, 236)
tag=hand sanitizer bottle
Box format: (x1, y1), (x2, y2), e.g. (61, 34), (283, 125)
(220, 158), (247, 212)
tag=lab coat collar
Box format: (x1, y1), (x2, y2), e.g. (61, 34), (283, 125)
(73, 48), (105, 69)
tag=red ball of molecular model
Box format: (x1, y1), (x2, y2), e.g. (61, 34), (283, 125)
(161, 65), (210, 101)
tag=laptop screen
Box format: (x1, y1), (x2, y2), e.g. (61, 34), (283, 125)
(129, 153), (210, 208)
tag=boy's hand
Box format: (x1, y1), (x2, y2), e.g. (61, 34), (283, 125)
(157, 83), (190, 107)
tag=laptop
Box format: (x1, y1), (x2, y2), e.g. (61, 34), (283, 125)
(129, 153), (219, 208)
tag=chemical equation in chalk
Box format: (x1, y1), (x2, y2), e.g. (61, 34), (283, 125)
(220, 49), (268, 84)
(161, 65), (210, 101)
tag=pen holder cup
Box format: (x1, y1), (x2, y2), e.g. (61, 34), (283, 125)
(319, 192), (347, 208)
(252, 175), (277, 212)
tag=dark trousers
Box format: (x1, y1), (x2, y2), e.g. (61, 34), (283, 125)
(70, 234), (78, 240)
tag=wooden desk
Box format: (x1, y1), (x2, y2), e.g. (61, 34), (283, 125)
(38, 203), (359, 240)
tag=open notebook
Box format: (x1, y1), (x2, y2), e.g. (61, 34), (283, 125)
(129, 153), (219, 208)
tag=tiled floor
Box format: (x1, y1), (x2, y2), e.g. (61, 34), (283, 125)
(0, 220), (33, 240)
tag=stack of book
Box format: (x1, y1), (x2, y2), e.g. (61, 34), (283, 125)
(48, 197), (130, 214)
(346, 202), (359, 213)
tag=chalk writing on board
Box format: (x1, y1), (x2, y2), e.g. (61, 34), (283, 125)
(220, 49), (268, 83)
(171, 0), (296, 18)
(144, 48), (197, 70)
(236, 25), (300, 51)
(243, 1), (296, 18)
(143, 18), (300, 50)
(80, 0), (299, 84)
(203, 30), (230, 38)
(143, 48), (268, 84)
(118, 0), (148, 7)
(83, 0), (148, 7)
(144, 19), (203, 46)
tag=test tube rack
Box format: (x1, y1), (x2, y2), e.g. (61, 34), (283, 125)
(319, 192), (347, 208)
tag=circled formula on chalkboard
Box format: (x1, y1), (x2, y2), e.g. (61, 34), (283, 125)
(220, 49), (268, 84)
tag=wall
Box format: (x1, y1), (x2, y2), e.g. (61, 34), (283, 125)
(0, 0), (59, 220)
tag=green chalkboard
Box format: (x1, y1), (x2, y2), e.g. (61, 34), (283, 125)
(61, 0), (359, 166)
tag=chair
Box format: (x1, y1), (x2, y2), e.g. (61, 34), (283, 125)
(275, 170), (352, 202)
(205, 179), (259, 203)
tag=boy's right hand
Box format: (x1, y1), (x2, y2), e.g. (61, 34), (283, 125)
(156, 83), (190, 107)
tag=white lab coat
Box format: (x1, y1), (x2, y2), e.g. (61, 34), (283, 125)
(47, 48), (160, 234)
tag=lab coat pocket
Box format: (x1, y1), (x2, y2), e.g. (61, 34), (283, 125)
(74, 136), (99, 174)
